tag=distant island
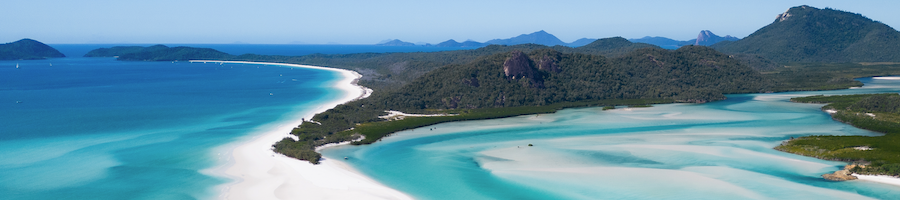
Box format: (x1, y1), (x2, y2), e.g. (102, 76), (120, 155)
(0, 39), (65, 60)
(382, 30), (599, 48)
(84, 45), (231, 61)
(629, 30), (740, 49)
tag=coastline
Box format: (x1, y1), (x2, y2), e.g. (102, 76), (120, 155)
(855, 174), (900, 187)
(192, 60), (411, 200)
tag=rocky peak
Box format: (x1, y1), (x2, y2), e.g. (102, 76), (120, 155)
(777, 5), (812, 22)
(694, 30), (739, 46)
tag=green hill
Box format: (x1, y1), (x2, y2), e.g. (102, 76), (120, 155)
(274, 46), (771, 163)
(713, 5), (900, 63)
(376, 46), (766, 110)
(0, 39), (65, 60)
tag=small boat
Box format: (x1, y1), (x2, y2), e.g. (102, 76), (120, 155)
(16, 63), (19, 69)
(49, 63), (52, 66)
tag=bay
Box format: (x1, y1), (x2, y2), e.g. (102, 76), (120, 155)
(0, 57), (345, 199)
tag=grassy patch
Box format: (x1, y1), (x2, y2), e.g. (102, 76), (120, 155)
(778, 93), (900, 176)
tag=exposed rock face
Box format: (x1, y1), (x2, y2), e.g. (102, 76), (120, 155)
(822, 164), (859, 181)
(537, 55), (560, 73)
(503, 51), (535, 79)
(502, 51), (544, 88)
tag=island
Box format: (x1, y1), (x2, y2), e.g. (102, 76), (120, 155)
(0, 38), (65, 60)
(83, 5), (900, 167)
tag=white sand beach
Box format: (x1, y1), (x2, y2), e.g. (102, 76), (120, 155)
(855, 174), (900, 187)
(191, 61), (411, 200)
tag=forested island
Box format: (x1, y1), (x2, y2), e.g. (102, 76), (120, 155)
(0, 39), (65, 60)
(83, 5), (900, 168)
(780, 94), (900, 179)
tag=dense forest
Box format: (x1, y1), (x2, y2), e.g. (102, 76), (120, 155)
(0, 39), (65, 60)
(780, 94), (900, 176)
(272, 46), (775, 163)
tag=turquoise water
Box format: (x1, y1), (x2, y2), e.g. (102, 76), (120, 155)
(0, 58), (346, 199)
(322, 77), (900, 200)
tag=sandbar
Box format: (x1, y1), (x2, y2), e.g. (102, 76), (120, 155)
(191, 60), (411, 200)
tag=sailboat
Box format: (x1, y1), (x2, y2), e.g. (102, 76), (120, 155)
(16, 63), (19, 69)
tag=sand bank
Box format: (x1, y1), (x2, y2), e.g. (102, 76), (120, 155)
(191, 60), (411, 200)
(855, 174), (900, 187)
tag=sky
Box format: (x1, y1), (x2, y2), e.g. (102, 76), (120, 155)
(3, 0), (899, 44)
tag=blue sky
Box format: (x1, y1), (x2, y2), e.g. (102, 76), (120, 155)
(3, 0), (898, 44)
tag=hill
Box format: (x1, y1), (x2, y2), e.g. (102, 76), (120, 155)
(84, 45), (232, 61)
(713, 5), (900, 63)
(571, 37), (660, 57)
(0, 39), (65, 60)
(485, 30), (567, 46)
(376, 39), (416, 46)
(694, 30), (739, 46)
(566, 38), (597, 47)
(434, 39), (486, 47)
(273, 45), (772, 162)
(630, 30), (739, 49)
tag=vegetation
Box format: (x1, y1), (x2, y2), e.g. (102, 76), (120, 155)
(270, 45), (774, 163)
(713, 5), (900, 63)
(761, 63), (900, 91)
(84, 45), (231, 61)
(778, 94), (900, 176)
(0, 38), (65, 60)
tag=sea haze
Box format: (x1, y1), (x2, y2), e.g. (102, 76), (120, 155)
(0, 58), (346, 199)
(322, 77), (900, 200)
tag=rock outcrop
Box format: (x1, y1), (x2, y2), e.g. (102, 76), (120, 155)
(822, 164), (859, 181)
(502, 51), (543, 88)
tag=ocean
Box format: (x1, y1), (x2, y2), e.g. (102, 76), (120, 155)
(0, 56), (347, 199)
(321, 77), (900, 200)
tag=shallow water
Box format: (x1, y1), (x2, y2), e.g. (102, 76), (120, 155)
(322, 77), (900, 200)
(0, 58), (345, 199)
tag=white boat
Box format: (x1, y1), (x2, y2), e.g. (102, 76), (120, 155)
(16, 63), (19, 69)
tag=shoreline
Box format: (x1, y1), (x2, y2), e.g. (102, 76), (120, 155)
(855, 174), (900, 187)
(192, 60), (411, 200)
